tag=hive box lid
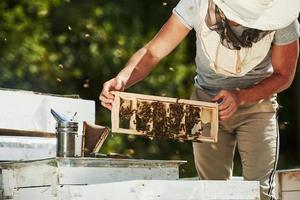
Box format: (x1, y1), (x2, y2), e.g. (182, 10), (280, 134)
(0, 88), (95, 134)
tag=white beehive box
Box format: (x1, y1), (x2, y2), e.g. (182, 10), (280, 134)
(275, 168), (300, 200)
(2, 180), (260, 200)
(0, 89), (95, 160)
(0, 157), (260, 200)
(0, 157), (186, 199)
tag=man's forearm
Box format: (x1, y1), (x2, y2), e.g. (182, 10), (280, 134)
(238, 72), (294, 105)
(113, 14), (191, 89)
(238, 41), (298, 105)
(117, 46), (160, 89)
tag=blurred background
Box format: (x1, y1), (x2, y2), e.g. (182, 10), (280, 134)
(0, 0), (299, 177)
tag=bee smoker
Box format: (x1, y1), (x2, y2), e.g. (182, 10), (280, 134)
(56, 121), (78, 157)
(51, 109), (78, 157)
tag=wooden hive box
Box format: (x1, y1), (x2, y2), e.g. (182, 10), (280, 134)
(111, 92), (218, 143)
(275, 169), (300, 200)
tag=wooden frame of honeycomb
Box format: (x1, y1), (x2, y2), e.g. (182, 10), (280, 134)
(111, 91), (218, 143)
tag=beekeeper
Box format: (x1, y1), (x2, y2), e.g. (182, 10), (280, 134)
(99, 0), (300, 199)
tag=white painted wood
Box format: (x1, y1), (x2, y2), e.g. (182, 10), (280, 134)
(2, 169), (15, 197)
(58, 166), (179, 185)
(275, 169), (300, 200)
(279, 170), (300, 191)
(14, 163), (58, 188)
(0, 89), (96, 159)
(62, 180), (259, 200)
(0, 136), (56, 161)
(0, 89), (95, 134)
(10, 180), (260, 200)
(0, 158), (259, 200)
(1, 159), (58, 189)
(275, 172), (280, 199)
(0, 158), (184, 189)
(281, 191), (300, 200)
(14, 186), (58, 200)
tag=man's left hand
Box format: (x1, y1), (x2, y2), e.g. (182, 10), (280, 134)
(211, 90), (241, 121)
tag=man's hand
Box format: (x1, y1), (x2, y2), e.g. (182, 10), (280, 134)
(212, 90), (241, 121)
(99, 76), (126, 110)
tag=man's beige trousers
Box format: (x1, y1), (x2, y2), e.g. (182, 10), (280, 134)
(191, 88), (279, 200)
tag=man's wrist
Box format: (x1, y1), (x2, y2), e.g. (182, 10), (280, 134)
(235, 88), (246, 106)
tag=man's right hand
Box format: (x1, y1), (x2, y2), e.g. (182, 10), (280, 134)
(99, 76), (126, 110)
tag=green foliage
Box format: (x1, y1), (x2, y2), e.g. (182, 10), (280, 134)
(0, 0), (299, 177)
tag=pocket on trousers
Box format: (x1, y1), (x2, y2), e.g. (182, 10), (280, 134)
(245, 96), (279, 114)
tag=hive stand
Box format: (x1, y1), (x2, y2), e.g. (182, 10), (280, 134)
(111, 92), (218, 143)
